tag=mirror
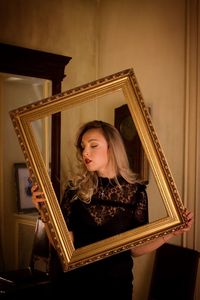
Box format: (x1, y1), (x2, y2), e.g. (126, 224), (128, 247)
(0, 42), (71, 198)
(0, 42), (71, 271)
(9, 68), (187, 272)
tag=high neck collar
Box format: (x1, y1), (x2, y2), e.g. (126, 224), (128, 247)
(98, 175), (122, 186)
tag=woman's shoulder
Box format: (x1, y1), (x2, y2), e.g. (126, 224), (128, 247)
(119, 176), (147, 190)
(135, 181), (148, 191)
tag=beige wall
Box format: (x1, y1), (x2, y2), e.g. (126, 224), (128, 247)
(0, 0), (199, 299)
(97, 2), (186, 297)
(98, 0), (185, 188)
(0, 0), (98, 88)
(97, 1), (200, 298)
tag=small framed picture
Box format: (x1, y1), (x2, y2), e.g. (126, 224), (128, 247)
(14, 163), (36, 213)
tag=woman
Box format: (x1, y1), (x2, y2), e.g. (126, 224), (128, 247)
(32, 120), (193, 300)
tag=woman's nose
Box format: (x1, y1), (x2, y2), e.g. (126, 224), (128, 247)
(83, 148), (89, 157)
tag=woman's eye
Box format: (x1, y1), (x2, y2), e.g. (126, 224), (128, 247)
(91, 144), (98, 148)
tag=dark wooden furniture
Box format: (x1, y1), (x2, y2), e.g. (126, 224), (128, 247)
(0, 42), (71, 198)
(0, 268), (50, 298)
(148, 243), (200, 300)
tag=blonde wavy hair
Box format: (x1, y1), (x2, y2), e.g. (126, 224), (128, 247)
(68, 120), (138, 203)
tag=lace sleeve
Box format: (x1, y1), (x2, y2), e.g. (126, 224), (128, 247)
(60, 186), (76, 230)
(132, 183), (149, 228)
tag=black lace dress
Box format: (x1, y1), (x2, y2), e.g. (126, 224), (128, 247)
(53, 177), (148, 300)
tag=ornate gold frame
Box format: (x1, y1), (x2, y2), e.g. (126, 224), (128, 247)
(10, 68), (187, 272)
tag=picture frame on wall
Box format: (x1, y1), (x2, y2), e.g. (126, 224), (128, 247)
(14, 163), (36, 213)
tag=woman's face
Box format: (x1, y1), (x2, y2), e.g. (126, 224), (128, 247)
(81, 128), (112, 177)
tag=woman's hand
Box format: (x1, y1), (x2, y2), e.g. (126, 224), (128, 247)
(131, 208), (194, 257)
(172, 208), (193, 236)
(31, 184), (46, 210)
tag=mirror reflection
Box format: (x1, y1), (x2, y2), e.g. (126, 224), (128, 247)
(0, 72), (51, 270)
